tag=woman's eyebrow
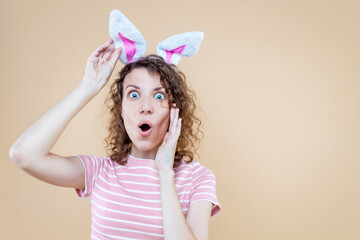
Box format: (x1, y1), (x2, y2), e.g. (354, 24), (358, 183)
(125, 84), (139, 90)
(125, 85), (164, 91)
(153, 87), (165, 91)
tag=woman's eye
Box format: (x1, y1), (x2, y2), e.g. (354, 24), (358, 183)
(129, 91), (139, 98)
(155, 93), (165, 100)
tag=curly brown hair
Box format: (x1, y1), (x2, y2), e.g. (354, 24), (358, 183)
(104, 54), (203, 168)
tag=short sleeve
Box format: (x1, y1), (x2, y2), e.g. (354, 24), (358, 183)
(190, 162), (222, 217)
(74, 155), (104, 200)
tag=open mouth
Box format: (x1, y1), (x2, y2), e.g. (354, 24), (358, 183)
(138, 122), (153, 137)
(139, 123), (151, 132)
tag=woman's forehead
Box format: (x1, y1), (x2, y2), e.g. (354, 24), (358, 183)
(123, 68), (163, 88)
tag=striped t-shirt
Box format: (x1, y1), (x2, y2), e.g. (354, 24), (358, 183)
(74, 154), (221, 240)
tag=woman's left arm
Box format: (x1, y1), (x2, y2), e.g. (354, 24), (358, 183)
(155, 106), (212, 240)
(159, 171), (212, 240)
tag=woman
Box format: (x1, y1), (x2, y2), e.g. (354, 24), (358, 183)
(10, 38), (221, 240)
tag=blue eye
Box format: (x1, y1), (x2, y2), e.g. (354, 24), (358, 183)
(130, 91), (139, 98)
(155, 93), (165, 100)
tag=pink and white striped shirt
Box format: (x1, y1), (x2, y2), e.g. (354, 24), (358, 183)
(75, 154), (221, 240)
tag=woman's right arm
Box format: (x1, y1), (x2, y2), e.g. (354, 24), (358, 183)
(9, 38), (122, 190)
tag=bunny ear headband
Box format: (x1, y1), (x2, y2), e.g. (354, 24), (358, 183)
(109, 9), (204, 65)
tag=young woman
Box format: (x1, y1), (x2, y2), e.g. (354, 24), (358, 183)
(10, 38), (221, 240)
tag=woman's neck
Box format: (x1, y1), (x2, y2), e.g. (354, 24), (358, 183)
(129, 146), (158, 160)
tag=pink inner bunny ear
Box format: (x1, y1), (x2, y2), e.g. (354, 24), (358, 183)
(118, 32), (136, 62)
(165, 45), (186, 63)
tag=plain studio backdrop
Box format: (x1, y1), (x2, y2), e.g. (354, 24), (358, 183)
(1, 0), (360, 239)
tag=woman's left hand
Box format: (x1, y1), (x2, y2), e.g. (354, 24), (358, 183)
(155, 106), (182, 174)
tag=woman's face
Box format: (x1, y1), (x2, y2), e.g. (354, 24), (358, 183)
(121, 67), (170, 159)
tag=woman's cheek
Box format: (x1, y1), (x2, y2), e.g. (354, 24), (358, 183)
(121, 109), (133, 136)
(159, 110), (170, 133)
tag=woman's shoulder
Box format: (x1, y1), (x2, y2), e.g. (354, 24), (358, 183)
(76, 154), (116, 168)
(175, 158), (213, 173)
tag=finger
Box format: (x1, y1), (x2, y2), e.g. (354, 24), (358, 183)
(175, 118), (182, 139)
(109, 46), (123, 67)
(161, 139), (167, 148)
(99, 51), (105, 62)
(91, 38), (113, 58)
(163, 132), (170, 142)
(101, 41), (115, 59)
(170, 117), (181, 144)
(93, 45), (108, 59)
(170, 103), (177, 127)
(169, 107), (175, 133)
(169, 107), (173, 130)
(102, 43), (115, 61)
(98, 45), (114, 65)
(171, 108), (179, 134)
(88, 38), (112, 62)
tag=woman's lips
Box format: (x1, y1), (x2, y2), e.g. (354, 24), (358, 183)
(138, 120), (152, 137)
(139, 126), (152, 137)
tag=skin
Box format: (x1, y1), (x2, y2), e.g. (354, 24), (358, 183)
(121, 67), (180, 163)
(86, 39), (211, 239)
(11, 37), (212, 240)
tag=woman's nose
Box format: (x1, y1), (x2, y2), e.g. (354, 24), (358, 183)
(139, 98), (154, 114)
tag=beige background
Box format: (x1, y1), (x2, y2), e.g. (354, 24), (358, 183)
(1, 0), (360, 239)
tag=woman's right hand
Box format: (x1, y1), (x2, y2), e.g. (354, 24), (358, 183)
(80, 38), (122, 94)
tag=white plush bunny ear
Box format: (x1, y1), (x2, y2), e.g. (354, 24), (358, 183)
(109, 9), (147, 64)
(156, 31), (204, 66)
